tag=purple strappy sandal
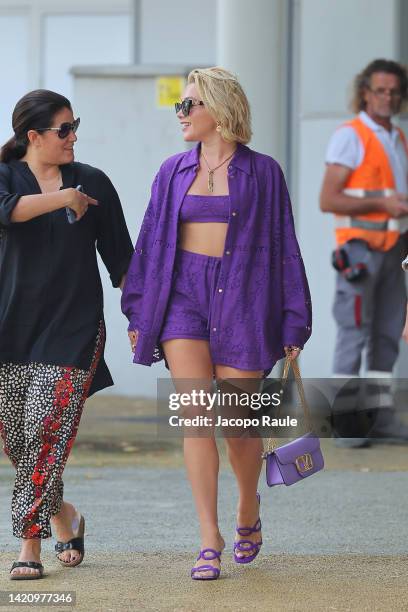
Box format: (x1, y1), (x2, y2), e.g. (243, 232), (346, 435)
(191, 548), (222, 580)
(233, 492), (263, 564)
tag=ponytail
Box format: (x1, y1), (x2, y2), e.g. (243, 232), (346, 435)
(0, 135), (27, 163)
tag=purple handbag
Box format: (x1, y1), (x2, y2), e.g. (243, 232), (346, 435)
(264, 358), (324, 487)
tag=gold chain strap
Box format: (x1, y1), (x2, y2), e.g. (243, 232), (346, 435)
(264, 356), (312, 455)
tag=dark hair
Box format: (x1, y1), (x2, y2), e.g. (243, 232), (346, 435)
(0, 89), (72, 163)
(351, 58), (408, 113)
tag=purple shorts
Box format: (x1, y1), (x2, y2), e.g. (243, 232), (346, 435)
(160, 248), (222, 343)
(159, 248), (268, 376)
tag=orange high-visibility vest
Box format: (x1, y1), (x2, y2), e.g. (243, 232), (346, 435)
(335, 117), (408, 251)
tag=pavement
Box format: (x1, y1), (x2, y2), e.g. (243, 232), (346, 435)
(0, 394), (407, 611)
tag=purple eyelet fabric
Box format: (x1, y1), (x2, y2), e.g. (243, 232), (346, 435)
(121, 143), (312, 373)
(179, 194), (230, 223)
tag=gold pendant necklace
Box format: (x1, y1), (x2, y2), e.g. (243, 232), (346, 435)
(201, 149), (236, 193)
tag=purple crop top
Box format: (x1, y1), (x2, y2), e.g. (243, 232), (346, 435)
(179, 194), (230, 223)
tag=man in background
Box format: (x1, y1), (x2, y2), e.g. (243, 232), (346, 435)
(320, 59), (408, 447)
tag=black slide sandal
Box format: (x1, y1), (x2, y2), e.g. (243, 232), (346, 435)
(10, 561), (44, 580)
(55, 514), (85, 567)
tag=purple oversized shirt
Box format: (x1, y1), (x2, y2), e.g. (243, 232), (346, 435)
(121, 143), (312, 373)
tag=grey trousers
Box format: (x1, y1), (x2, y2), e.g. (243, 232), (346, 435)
(332, 237), (407, 375)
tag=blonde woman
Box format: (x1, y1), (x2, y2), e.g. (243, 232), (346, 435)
(122, 67), (312, 580)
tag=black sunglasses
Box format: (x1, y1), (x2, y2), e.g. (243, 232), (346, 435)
(35, 117), (80, 139)
(174, 98), (204, 116)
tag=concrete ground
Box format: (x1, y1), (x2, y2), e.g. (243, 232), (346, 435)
(0, 395), (407, 611)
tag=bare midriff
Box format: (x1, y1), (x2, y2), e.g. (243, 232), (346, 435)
(178, 222), (228, 257)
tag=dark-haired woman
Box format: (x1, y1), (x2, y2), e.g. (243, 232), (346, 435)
(0, 90), (133, 579)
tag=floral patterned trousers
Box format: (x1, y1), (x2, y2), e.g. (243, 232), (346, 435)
(0, 327), (103, 539)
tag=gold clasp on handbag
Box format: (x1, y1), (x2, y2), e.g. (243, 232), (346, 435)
(295, 453), (313, 473)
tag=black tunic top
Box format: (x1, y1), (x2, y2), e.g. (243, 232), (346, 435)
(0, 160), (133, 396)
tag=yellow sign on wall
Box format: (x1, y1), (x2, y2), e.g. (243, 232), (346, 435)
(156, 76), (185, 108)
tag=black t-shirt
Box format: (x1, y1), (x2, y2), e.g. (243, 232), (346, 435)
(0, 159), (133, 395)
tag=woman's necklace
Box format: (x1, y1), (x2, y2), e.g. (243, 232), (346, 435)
(25, 161), (62, 193)
(201, 149), (236, 193)
(36, 173), (62, 194)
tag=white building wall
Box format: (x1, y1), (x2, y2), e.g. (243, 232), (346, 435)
(140, 0), (216, 65)
(0, 9), (30, 139)
(43, 14), (133, 97)
(0, 0), (133, 141)
(216, 0), (287, 165)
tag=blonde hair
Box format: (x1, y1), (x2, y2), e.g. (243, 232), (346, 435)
(187, 67), (252, 144)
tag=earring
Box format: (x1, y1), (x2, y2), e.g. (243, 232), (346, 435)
(216, 123), (222, 132)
